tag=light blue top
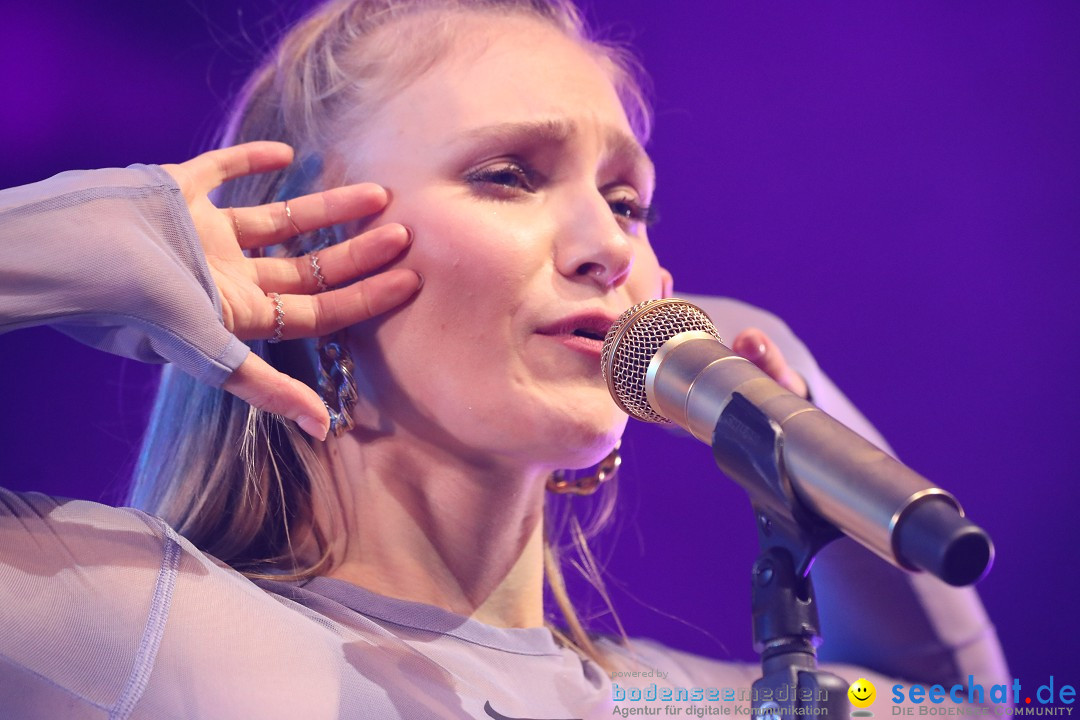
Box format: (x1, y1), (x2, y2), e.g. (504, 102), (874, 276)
(0, 165), (249, 386)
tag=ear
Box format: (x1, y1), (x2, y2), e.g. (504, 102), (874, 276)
(659, 267), (674, 298)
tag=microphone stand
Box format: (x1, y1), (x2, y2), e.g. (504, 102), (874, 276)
(711, 393), (851, 720)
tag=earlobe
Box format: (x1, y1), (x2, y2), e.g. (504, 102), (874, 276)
(659, 268), (674, 298)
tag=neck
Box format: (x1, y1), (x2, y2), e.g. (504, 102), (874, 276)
(312, 430), (550, 629)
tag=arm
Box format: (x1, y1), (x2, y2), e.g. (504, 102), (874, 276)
(0, 143), (421, 438)
(680, 294), (1009, 688)
(0, 164), (248, 386)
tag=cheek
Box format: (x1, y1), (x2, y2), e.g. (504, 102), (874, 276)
(627, 242), (667, 301)
(388, 192), (549, 299)
(373, 193), (554, 361)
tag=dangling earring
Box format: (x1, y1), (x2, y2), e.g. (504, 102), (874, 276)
(546, 441), (622, 496)
(317, 335), (357, 437)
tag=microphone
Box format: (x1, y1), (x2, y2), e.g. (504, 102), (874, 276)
(601, 298), (993, 586)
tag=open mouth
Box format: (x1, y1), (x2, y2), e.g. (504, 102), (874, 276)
(536, 313), (616, 357)
(572, 328), (606, 341)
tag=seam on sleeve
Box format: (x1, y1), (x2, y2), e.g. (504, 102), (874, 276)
(0, 182), (175, 221)
(143, 164), (226, 320)
(213, 336), (238, 365)
(109, 520), (182, 720)
(55, 310), (233, 384)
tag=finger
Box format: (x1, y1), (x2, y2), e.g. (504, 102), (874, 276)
(251, 223), (411, 292)
(236, 268), (423, 342)
(231, 183), (390, 249)
(659, 267), (674, 299)
(175, 142), (295, 193)
(222, 353), (329, 440)
(308, 268), (423, 334)
(731, 328), (810, 399)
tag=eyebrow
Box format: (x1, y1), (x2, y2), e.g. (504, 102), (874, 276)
(454, 119), (656, 187)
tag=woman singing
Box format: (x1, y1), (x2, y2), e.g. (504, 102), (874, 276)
(0, 1), (1006, 717)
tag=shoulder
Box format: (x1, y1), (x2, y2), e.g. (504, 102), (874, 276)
(0, 487), (182, 578)
(0, 490), (176, 714)
(0, 488), (300, 717)
(0, 489), (354, 718)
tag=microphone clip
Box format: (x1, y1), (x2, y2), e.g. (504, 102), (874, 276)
(712, 391), (841, 577)
(714, 392), (852, 719)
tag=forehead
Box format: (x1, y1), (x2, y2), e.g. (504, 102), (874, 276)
(350, 13), (647, 170)
(438, 16), (625, 112)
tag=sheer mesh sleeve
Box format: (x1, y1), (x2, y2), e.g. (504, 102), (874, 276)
(0, 165), (249, 386)
(0, 489), (182, 718)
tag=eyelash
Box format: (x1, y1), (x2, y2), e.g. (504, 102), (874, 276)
(465, 162), (538, 193)
(465, 161), (657, 228)
(608, 195), (657, 227)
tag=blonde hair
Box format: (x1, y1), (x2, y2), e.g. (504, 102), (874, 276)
(132, 0), (652, 669)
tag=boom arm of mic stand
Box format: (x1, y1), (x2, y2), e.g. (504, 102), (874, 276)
(712, 392), (851, 719)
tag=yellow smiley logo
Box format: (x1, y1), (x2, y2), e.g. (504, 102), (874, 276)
(848, 678), (877, 709)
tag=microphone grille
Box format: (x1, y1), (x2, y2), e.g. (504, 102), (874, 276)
(601, 298), (721, 423)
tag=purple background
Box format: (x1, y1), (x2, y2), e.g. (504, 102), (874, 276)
(2, 0), (1077, 685)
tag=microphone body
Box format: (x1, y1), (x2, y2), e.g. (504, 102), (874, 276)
(603, 299), (993, 586)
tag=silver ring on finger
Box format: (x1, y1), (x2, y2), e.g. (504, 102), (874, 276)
(268, 292), (285, 343)
(284, 200), (303, 235)
(310, 253), (329, 293)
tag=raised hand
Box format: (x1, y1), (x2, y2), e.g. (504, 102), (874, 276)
(161, 141), (422, 439)
(731, 328), (810, 399)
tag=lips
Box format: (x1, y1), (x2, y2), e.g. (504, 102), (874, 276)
(536, 312), (618, 357)
(536, 313), (616, 341)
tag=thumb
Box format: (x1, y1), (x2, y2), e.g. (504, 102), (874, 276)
(731, 328), (810, 400)
(222, 353), (330, 440)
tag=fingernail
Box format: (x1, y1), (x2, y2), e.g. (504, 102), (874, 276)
(739, 334), (766, 361)
(297, 414), (328, 441)
(414, 272), (425, 291)
(402, 225), (414, 244)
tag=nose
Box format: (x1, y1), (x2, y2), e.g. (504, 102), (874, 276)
(554, 191), (634, 290)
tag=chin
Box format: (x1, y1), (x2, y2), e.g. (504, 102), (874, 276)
(543, 400), (628, 471)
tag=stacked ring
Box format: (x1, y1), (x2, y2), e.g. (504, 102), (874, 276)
(310, 253), (329, 293)
(268, 292), (285, 343)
